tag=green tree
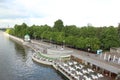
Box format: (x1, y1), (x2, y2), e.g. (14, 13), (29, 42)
(6, 28), (14, 35)
(64, 25), (79, 37)
(53, 19), (64, 32)
(65, 36), (77, 47)
(79, 26), (97, 38)
(56, 32), (65, 44)
(102, 26), (120, 49)
(76, 37), (86, 49)
(7, 20), (120, 52)
(14, 23), (28, 38)
(117, 23), (120, 42)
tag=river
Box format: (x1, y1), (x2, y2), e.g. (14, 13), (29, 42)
(0, 31), (65, 80)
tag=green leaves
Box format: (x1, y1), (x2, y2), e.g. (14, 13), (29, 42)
(53, 19), (64, 32)
(6, 28), (14, 35)
(6, 20), (120, 51)
(101, 26), (120, 49)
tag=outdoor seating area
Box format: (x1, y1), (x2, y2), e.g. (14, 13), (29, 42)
(58, 60), (104, 80)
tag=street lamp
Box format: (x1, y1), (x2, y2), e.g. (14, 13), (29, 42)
(63, 40), (65, 48)
(41, 36), (43, 42)
(33, 32), (36, 40)
(87, 44), (91, 52)
(50, 37), (52, 46)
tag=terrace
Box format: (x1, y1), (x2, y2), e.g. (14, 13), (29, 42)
(56, 60), (110, 80)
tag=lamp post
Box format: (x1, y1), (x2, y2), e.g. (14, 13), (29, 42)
(50, 37), (52, 46)
(63, 40), (65, 48)
(33, 32), (36, 40)
(87, 44), (91, 52)
(41, 36), (43, 42)
(86, 44), (91, 56)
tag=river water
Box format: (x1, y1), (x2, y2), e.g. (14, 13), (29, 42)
(0, 32), (64, 80)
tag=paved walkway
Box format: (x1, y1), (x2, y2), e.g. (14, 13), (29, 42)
(71, 49), (120, 73)
(31, 40), (120, 74)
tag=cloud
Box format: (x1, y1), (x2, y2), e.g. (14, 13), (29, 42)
(0, 0), (120, 28)
(0, 0), (9, 3)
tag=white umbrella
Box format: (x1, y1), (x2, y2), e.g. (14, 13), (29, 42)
(104, 53), (106, 60)
(113, 55), (116, 62)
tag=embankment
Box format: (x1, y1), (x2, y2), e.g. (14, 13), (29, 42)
(4, 33), (23, 44)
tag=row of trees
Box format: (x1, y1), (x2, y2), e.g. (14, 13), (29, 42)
(6, 19), (120, 52)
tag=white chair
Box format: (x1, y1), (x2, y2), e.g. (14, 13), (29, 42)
(69, 62), (73, 65)
(91, 75), (98, 79)
(82, 70), (87, 74)
(97, 73), (103, 77)
(73, 61), (77, 65)
(63, 63), (68, 67)
(83, 75), (89, 80)
(88, 68), (94, 72)
(78, 71), (83, 75)
(79, 64), (84, 68)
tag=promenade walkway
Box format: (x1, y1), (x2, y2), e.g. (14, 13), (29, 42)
(31, 39), (120, 73)
(31, 40), (119, 79)
(72, 50), (120, 74)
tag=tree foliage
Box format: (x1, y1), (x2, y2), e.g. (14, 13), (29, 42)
(118, 23), (120, 41)
(53, 19), (64, 32)
(6, 20), (120, 52)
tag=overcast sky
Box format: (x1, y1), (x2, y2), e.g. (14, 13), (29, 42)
(0, 0), (120, 28)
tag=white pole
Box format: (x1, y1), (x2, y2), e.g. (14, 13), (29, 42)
(108, 55), (111, 61)
(113, 55), (116, 62)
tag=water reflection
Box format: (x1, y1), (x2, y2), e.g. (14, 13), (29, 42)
(14, 43), (27, 61)
(0, 32), (64, 80)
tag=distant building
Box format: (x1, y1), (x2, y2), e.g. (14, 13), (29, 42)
(24, 34), (30, 42)
(110, 47), (120, 54)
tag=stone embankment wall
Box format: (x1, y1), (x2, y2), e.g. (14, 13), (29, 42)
(5, 33), (23, 44)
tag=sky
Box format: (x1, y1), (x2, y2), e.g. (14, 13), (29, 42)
(0, 0), (120, 28)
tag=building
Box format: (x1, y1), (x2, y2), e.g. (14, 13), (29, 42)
(24, 34), (30, 42)
(110, 47), (120, 54)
